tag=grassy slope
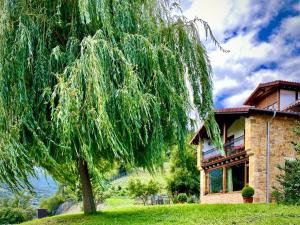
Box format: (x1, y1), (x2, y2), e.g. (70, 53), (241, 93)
(23, 204), (300, 225)
(111, 163), (170, 190)
(104, 197), (135, 209)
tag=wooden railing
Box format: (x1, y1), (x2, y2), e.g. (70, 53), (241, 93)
(202, 135), (245, 161)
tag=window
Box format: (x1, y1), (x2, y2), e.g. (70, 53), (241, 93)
(209, 168), (223, 193)
(280, 90), (296, 110)
(205, 162), (249, 195)
(227, 163), (246, 192)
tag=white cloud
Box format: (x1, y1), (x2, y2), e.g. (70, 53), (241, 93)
(183, 0), (300, 108)
(222, 89), (253, 107)
(294, 1), (300, 11)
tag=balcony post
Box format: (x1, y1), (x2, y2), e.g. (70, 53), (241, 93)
(223, 166), (227, 193)
(223, 122), (227, 156)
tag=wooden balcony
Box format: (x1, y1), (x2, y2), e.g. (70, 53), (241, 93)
(202, 135), (246, 169)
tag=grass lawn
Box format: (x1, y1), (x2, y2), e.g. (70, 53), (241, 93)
(23, 204), (300, 225)
(104, 197), (135, 209)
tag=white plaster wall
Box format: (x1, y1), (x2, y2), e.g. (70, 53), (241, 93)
(227, 117), (245, 139)
(202, 139), (214, 152)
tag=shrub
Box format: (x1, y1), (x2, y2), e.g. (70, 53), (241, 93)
(0, 192), (35, 224)
(177, 193), (188, 203)
(40, 194), (64, 215)
(273, 126), (300, 205)
(128, 179), (160, 205)
(0, 207), (35, 224)
(187, 196), (198, 204)
(273, 159), (300, 204)
(241, 186), (255, 197)
(95, 190), (112, 203)
(272, 190), (284, 203)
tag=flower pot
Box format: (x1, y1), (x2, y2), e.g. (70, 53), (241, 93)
(243, 197), (253, 203)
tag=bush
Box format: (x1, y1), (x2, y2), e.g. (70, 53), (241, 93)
(273, 125), (300, 205)
(273, 159), (300, 204)
(241, 186), (255, 197)
(0, 207), (35, 224)
(177, 193), (188, 203)
(128, 179), (160, 205)
(40, 194), (64, 215)
(272, 190), (284, 203)
(187, 196), (198, 204)
(0, 193), (35, 224)
(95, 190), (112, 203)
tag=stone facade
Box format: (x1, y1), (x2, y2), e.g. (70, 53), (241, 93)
(198, 113), (299, 204)
(245, 114), (299, 203)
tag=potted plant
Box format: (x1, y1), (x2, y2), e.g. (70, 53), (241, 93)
(241, 186), (255, 203)
(177, 193), (188, 204)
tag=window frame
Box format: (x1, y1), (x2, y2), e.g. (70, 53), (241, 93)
(205, 161), (249, 195)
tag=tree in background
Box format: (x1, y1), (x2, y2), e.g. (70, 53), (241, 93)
(128, 179), (159, 205)
(0, 0), (223, 213)
(272, 126), (300, 205)
(167, 142), (199, 198)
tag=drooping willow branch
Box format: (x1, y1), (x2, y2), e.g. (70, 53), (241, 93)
(0, 0), (224, 190)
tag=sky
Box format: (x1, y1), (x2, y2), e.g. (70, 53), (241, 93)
(182, 0), (300, 108)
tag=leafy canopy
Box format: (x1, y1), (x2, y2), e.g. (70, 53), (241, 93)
(0, 0), (222, 190)
(166, 139), (200, 196)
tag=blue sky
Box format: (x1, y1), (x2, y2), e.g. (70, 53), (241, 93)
(182, 0), (300, 108)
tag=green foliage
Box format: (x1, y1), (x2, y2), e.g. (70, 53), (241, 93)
(0, 207), (35, 225)
(94, 185), (112, 204)
(40, 194), (64, 215)
(21, 204), (300, 225)
(0, 193), (35, 224)
(167, 142), (199, 196)
(241, 186), (255, 198)
(273, 126), (300, 205)
(128, 179), (159, 205)
(272, 157), (300, 205)
(0, 0), (221, 193)
(176, 193), (188, 203)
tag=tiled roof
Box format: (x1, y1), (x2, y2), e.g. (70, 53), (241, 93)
(244, 80), (300, 105)
(214, 106), (253, 113)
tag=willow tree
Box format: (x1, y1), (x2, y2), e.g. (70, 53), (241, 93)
(0, 0), (223, 214)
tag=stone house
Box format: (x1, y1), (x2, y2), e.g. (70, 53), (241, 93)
(190, 80), (300, 203)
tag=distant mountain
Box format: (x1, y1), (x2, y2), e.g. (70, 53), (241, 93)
(29, 169), (58, 206)
(0, 168), (58, 207)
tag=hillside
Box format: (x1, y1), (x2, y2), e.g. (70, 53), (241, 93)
(22, 204), (300, 225)
(0, 169), (57, 207)
(111, 163), (170, 190)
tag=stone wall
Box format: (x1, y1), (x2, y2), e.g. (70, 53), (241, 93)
(200, 192), (243, 204)
(245, 114), (299, 203)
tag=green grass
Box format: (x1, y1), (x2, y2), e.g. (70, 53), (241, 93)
(104, 197), (135, 209)
(23, 204), (300, 225)
(111, 163), (170, 191)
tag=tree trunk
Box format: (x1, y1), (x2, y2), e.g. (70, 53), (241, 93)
(78, 159), (96, 214)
